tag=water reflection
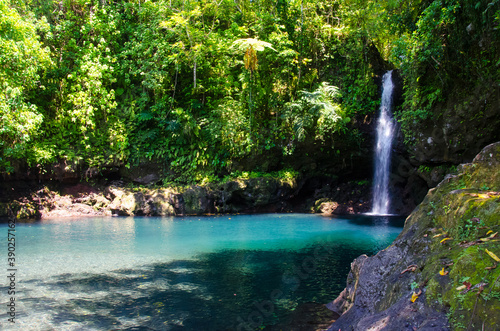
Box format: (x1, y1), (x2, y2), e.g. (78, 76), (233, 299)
(1, 214), (403, 330)
(344, 214), (406, 227)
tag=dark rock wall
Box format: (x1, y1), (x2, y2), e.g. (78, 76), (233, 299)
(390, 76), (500, 215)
(327, 142), (500, 330)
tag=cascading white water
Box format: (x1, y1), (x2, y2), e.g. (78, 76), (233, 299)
(372, 70), (395, 215)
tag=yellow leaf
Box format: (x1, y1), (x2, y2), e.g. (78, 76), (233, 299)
(487, 230), (493, 235)
(485, 249), (500, 262)
(440, 237), (452, 244)
(456, 285), (466, 291)
(410, 292), (419, 303)
(433, 233), (443, 238)
(480, 232), (498, 241)
(439, 268), (449, 276)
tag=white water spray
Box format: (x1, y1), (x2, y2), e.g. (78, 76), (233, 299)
(371, 71), (395, 215)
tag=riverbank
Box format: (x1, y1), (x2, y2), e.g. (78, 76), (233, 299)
(0, 175), (378, 220)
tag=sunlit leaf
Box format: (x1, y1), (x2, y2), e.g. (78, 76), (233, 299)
(479, 232), (497, 242)
(485, 249), (500, 262)
(232, 38), (277, 52)
(439, 268), (449, 276)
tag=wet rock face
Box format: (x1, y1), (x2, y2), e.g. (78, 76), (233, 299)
(182, 185), (214, 215)
(219, 177), (299, 213)
(405, 85), (500, 165)
(327, 142), (500, 331)
(387, 81), (500, 214)
(308, 180), (372, 215)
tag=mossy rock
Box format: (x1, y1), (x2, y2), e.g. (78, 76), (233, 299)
(329, 142), (500, 331)
(401, 143), (500, 330)
(0, 202), (9, 218)
(1, 200), (39, 219)
(182, 185), (213, 215)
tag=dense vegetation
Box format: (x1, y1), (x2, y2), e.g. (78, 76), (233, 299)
(1, 0), (499, 183)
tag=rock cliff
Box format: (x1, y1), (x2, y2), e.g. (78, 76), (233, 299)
(327, 142), (500, 330)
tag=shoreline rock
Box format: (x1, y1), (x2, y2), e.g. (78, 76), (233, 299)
(326, 142), (500, 330)
(0, 175), (378, 220)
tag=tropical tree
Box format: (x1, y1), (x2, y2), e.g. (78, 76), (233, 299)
(232, 38), (276, 130)
(0, 0), (51, 172)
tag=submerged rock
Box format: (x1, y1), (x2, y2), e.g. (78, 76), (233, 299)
(327, 142), (500, 330)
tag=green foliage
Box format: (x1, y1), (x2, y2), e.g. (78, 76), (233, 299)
(3, 0), (497, 182)
(0, 0), (51, 171)
(457, 218), (486, 241)
(0, 0), (378, 179)
(282, 82), (348, 148)
(388, 0), (500, 141)
(221, 168), (300, 184)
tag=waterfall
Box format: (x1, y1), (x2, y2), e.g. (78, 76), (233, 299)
(371, 70), (395, 215)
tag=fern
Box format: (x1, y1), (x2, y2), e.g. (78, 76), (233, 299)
(283, 82), (345, 143)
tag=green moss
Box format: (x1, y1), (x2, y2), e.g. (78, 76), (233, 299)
(404, 144), (500, 330)
(421, 235), (500, 329)
(423, 212), (500, 330)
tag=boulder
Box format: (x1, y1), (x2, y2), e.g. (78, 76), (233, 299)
(327, 142), (500, 331)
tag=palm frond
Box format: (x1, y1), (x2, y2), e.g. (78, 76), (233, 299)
(232, 38), (277, 52)
(320, 82), (341, 99)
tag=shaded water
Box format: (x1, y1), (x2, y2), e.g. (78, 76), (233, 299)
(1, 214), (404, 330)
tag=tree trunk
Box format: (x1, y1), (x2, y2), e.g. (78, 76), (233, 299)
(193, 59), (197, 89)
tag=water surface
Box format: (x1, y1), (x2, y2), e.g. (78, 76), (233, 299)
(1, 214), (404, 330)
